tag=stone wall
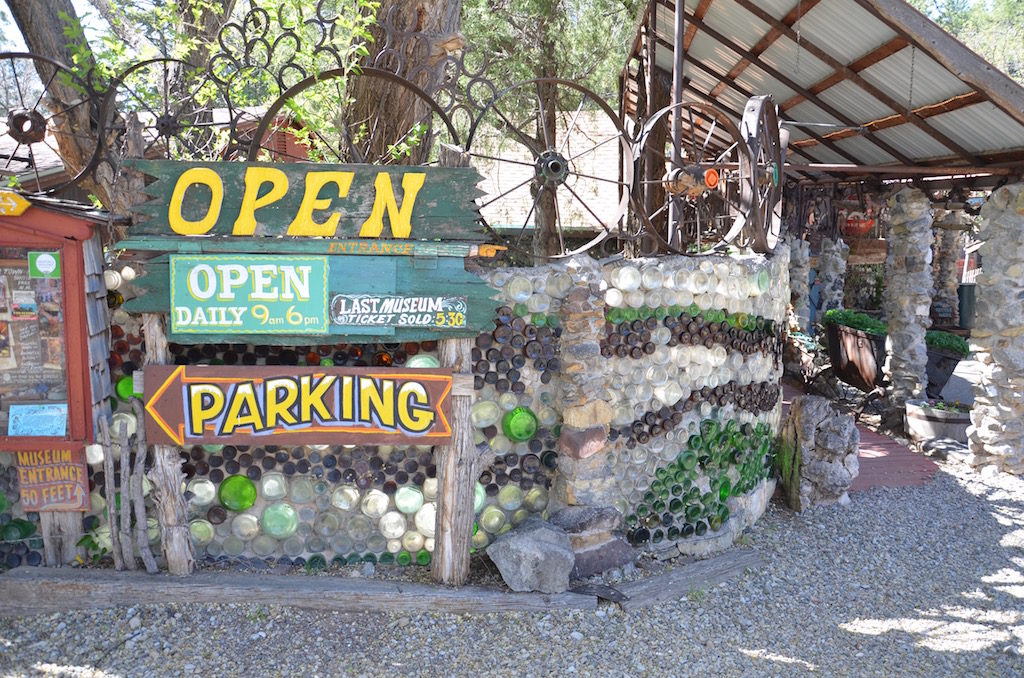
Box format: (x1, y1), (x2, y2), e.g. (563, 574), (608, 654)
(967, 183), (1024, 474)
(932, 210), (964, 327)
(788, 236), (811, 334)
(882, 188), (933, 407)
(816, 236), (849, 319)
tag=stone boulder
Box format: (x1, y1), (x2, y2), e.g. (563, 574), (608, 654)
(549, 506), (634, 579)
(486, 519), (575, 593)
(776, 395), (860, 511)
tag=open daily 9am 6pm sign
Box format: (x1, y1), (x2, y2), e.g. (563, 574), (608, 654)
(143, 365), (453, 447)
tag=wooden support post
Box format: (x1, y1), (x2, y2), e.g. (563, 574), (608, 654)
(117, 422), (136, 569)
(39, 512), (83, 566)
(131, 400), (159, 573)
(99, 417), (124, 571)
(431, 144), (485, 586)
(142, 313), (194, 576)
(431, 337), (478, 585)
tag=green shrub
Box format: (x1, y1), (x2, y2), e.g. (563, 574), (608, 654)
(926, 330), (970, 357)
(820, 309), (888, 335)
(822, 309), (970, 357)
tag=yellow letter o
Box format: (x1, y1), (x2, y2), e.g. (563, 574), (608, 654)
(169, 168), (224, 235)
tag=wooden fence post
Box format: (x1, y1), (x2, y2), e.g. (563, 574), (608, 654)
(142, 312), (194, 576)
(432, 144), (486, 585)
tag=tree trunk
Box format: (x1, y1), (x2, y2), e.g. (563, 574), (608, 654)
(348, 0), (464, 165)
(6, 0), (105, 199)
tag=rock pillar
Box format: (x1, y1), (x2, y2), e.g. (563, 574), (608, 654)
(882, 188), (933, 408)
(816, 236), (849, 318)
(967, 183), (1024, 474)
(788, 236), (811, 333)
(551, 257), (616, 507)
(932, 210), (964, 327)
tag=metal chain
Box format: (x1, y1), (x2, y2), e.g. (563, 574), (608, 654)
(795, 0), (803, 76)
(908, 46), (916, 111)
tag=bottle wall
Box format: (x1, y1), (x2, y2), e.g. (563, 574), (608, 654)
(89, 249), (787, 568)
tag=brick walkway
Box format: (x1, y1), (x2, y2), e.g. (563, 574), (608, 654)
(781, 383), (938, 491)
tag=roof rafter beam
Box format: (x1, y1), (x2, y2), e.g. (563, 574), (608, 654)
(679, 51), (862, 167)
(708, 0), (821, 98)
(683, 0), (714, 51)
(676, 4), (918, 166)
(731, 0), (981, 165)
(852, 0), (1024, 129)
(790, 91), (986, 148)
(781, 36), (908, 108)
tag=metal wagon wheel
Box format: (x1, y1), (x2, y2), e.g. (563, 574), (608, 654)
(740, 95), (786, 253)
(633, 101), (754, 254)
(465, 78), (635, 260)
(247, 67), (460, 165)
(100, 58), (224, 162)
(0, 53), (102, 194)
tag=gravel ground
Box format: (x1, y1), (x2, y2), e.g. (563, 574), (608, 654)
(2, 457), (1024, 677)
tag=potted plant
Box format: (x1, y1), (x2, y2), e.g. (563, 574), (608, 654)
(905, 399), (971, 443)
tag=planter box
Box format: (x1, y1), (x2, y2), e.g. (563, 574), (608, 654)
(925, 348), (963, 400)
(905, 399), (970, 443)
(825, 322), (886, 392)
(826, 323), (964, 397)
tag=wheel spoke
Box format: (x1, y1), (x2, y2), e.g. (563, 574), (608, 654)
(558, 95), (586, 155)
(686, 107), (700, 162)
(553, 191), (566, 254)
(534, 84), (552, 148)
(564, 180), (612, 231)
(701, 117), (719, 160)
(478, 175), (534, 209)
(567, 168), (627, 187)
(12, 61), (26, 109)
(517, 183), (546, 249)
(566, 135), (619, 163)
(466, 151), (535, 169)
(31, 68), (59, 112)
(490, 104), (541, 156)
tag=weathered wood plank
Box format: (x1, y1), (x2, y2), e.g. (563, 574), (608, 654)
(616, 549), (763, 611)
(0, 567), (597, 616)
(127, 161), (487, 242)
(114, 237), (502, 258)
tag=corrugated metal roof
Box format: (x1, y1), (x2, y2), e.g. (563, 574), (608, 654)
(859, 47), (972, 106)
(622, 0), (1024, 179)
(927, 104), (1024, 155)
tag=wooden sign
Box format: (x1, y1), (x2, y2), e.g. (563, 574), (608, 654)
(126, 254), (496, 344)
(129, 160), (485, 241)
(144, 365), (453, 446)
(15, 445), (89, 511)
(0, 190), (30, 216)
(170, 254), (329, 334)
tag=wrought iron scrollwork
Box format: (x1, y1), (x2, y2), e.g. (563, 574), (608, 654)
(0, 0), (786, 260)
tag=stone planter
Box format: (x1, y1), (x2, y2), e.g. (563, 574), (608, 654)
(924, 347), (963, 399)
(905, 400), (970, 443)
(825, 322), (886, 392)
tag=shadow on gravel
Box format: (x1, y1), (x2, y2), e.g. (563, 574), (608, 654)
(739, 465), (1024, 675)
